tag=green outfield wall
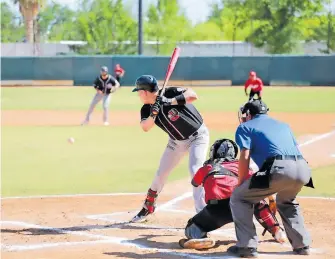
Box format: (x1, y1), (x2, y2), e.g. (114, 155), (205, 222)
(1, 55), (334, 86)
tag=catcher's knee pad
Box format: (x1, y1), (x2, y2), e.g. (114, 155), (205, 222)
(254, 200), (280, 236)
(185, 218), (207, 239)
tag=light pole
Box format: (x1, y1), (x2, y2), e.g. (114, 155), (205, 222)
(138, 0), (143, 55)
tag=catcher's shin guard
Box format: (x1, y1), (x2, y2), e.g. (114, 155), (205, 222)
(185, 218), (208, 239)
(254, 200), (286, 243)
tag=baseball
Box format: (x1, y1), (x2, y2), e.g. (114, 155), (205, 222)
(68, 137), (75, 144)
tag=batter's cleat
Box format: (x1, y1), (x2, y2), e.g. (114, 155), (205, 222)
(293, 246), (310, 255)
(81, 120), (89, 126)
(227, 245), (258, 258)
(103, 121), (109, 126)
(179, 238), (216, 250)
(130, 208), (151, 223)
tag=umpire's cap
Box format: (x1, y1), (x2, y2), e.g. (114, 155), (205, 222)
(132, 75), (159, 92)
(242, 99), (269, 116)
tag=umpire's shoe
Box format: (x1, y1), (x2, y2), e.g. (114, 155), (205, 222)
(130, 208), (151, 223)
(227, 245), (258, 258)
(293, 246), (310, 255)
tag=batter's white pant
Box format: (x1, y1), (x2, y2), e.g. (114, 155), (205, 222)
(85, 93), (111, 122)
(150, 124), (209, 213)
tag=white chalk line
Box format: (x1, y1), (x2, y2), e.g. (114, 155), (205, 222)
(0, 220), (230, 259)
(85, 211), (325, 253)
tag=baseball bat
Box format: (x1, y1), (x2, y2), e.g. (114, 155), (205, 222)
(159, 47), (181, 97)
(151, 47), (180, 117)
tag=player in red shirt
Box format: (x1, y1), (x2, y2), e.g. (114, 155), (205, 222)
(114, 64), (125, 86)
(245, 71), (263, 101)
(178, 138), (286, 250)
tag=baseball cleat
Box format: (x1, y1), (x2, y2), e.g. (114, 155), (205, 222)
(130, 208), (151, 223)
(179, 238), (216, 250)
(81, 120), (89, 126)
(103, 121), (109, 126)
(293, 246), (310, 255)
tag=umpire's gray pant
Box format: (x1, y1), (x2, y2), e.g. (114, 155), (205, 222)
(230, 159), (311, 249)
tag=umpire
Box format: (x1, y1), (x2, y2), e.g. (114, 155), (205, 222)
(228, 99), (314, 258)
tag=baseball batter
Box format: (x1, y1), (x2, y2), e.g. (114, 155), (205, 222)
(179, 138), (286, 250)
(244, 71), (263, 101)
(130, 75), (209, 223)
(81, 66), (120, 126)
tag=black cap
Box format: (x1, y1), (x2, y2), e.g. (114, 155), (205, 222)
(132, 75), (159, 92)
(101, 66), (108, 72)
(242, 99), (269, 115)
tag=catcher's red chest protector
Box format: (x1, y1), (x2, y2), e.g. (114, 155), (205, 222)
(198, 161), (253, 202)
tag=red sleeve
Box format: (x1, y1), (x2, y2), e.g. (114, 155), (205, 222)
(257, 78), (263, 89)
(192, 165), (211, 186)
(244, 79), (250, 89)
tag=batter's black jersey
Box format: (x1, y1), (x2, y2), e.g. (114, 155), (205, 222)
(140, 87), (203, 140)
(93, 74), (117, 95)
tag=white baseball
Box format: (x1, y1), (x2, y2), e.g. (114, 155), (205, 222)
(68, 137), (75, 144)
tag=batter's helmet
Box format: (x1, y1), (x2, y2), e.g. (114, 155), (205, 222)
(209, 139), (238, 162)
(101, 66), (108, 73)
(132, 75), (159, 93)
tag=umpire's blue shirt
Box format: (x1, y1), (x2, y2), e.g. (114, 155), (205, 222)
(235, 114), (301, 168)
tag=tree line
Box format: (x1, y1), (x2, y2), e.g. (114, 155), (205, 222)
(2, 0), (334, 54)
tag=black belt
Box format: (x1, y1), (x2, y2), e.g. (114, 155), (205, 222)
(272, 155), (304, 161)
(207, 199), (229, 205)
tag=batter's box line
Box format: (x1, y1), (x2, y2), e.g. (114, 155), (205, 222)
(85, 212), (324, 254)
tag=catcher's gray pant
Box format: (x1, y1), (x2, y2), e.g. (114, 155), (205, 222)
(230, 159), (311, 249)
(85, 93), (111, 122)
(150, 124), (209, 213)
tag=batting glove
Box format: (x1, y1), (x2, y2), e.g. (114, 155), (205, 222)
(156, 96), (173, 106)
(150, 101), (161, 117)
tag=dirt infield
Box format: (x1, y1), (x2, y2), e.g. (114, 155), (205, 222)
(2, 110), (335, 258)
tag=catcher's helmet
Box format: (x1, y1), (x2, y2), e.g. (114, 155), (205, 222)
(209, 139), (238, 162)
(132, 75), (159, 93)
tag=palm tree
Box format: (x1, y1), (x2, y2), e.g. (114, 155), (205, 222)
(13, 0), (44, 43)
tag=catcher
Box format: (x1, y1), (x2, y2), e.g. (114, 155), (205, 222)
(179, 138), (286, 250)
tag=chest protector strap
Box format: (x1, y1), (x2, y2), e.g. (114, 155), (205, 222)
(202, 164), (238, 185)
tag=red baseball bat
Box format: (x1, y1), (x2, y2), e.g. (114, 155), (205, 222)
(159, 47), (181, 97)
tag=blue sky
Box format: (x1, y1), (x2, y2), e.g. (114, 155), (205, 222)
(4, 0), (218, 25)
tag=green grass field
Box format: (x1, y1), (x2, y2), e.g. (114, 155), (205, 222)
(2, 87), (335, 197)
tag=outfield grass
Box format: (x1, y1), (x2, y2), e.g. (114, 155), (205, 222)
(2, 87), (335, 112)
(2, 87), (334, 197)
(299, 164), (335, 197)
(1, 125), (233, 196)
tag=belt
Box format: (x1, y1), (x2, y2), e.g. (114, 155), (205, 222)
(272, 155), (304, 161)
(207, 199), (229, 205)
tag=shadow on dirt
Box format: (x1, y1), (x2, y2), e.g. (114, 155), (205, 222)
(0, 222), (184, 236)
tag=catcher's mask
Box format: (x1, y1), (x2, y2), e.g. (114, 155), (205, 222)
(238, 99), (269, 124)
(209, 139), (238, 162)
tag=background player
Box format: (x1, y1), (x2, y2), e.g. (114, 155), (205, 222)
(179, 138), (286, 250)
(114, 64), (125, 86)
(244, 71), (263, 101)
(81, 66), (120, 126)
(130, 75), (209, 223)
